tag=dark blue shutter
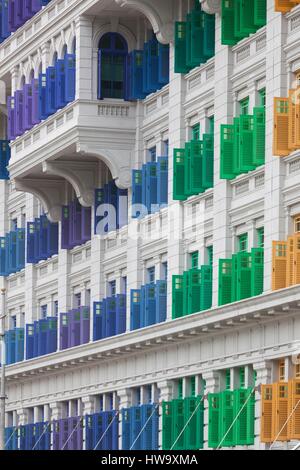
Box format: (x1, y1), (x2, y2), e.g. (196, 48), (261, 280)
(1, 0), (9, 41)
(4, 232), (10, 275)
(8, 0), (15, 32)
(157, 156), (168, 206)
(64, 53), (75, 102)
(55, 58), (66, 109)
(61, 205), (71, 249)
(0, 237), (6, 275)
(47, 220), (58, 257)
(142, 42), (149, 95)
(34, 217), (40, 262)
(59, 312), (69, 350)
(93, 301), (105, 340)
(16, 228), (25, 271)
(33, 321), (39, 357)
(132, 169), (142, 219)
(156, 280), (167, 323)
(122, 409), (131, 450)
(116, 294), (126, 334)
(80, 306), (90, 345)
(15, 327), (24, 362)
(23, 83), (33, 130)
(46, 66), (56, 115)
(25, 324), (34, 359)
(7, 96), (16, 141)
(146, 162), (158, 214)
(14, 89), (24, 137)
(38, 319), (47, 356)
(106, 296), (116, 337)
(46, 317), (57, 354)
(130, 407), (142, 450)
(132, 50), (146, 99)
(158, 44), (169, 85)
(72, 199), (82, 246)
(38, 72), (47, 120)
(39, 215), (48, 260)
(94, 188), (104, 235)
(97, 49), (102, 100)
(23, 0), (31, 20)
(9, 230), (17, 273)
(31, 78), (40, 125)
(148, 38), (159, 92)
(14, 0), (22, 29)
(81, 206), (91, 242)
(130, 289), (141, 330)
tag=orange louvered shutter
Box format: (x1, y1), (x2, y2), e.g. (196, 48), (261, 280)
(294, 87), (300, 148)
(273, 383), (289, 442)
(274, 0), (294, 12)
(261, 385), (274, 443)
(273, 98), (290, 156)
(293, 233), (300, 285)
(286, 236), (294, 287)
(272, 241), (287, 291)
(288, 90), (297, 150)
(288, 379), (300, 440)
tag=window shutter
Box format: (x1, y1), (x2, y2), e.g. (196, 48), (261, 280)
(200, 265), (212, 311)
(155, 280), (167, 323)
(93, 301), (105, 341)
(231, 254), (237, 303)
(131, 170), (142, 218)
(147, 38), (159, 93)
(221, 0), (236, 45)
(288, 379), (300, 440)
(71, 199), (82, 246)
(157, 156), (168, 206)
(61, 205), (71, 250)
(59, 312), (69, 349)
(202, 133), (214, 189)
(208, 394), (220, 448)
(47, 220), (58, 257)
(142, 41), (150, 95)
(218, 259), (232, 306)
(64, 53), (76, 103)
(25, 324), (34, 359)
(94, 188), (104, 233)
(116, 293), (126, 335)
(158, 43), (169, 85)
(273, 383), (289, 441)
(240, 0), (256, 33)
(173, 399), (185, 450)
(31, 78), (40, 125)
(203, 12), (215, 58)
(286, 235), (294, 287)
(236, 252), (252, 301)
(190, 10), (204, 67)
(254, 0), (266, 26)
(81, 206), (91, 242)
(184, 141), (193, 197)
(15, 89), (24, 137)
(162, 402), (173, 450)
(184, 396), (204, 449)
(295, 88), (300, 149)
(293, 233), (300, 285)
(172, 275), (183, 319)
(220, 390), (235, 447)
(39, 215), (48, 260)
(145, 284), (156, 327)
(220, 125), (235, 179)
(234, 388), (255, 446)
(7, 96), (16, 141)
(45, 66), (56, 116)
(190, 139), (204, 194)
(55, 58), (66, 109)
(272, 241), (287, 290)
(23, 83), (33, 131)
(253, 106), (266, 166)
(234, 0), (245, 40)
(130, 289), (141, 330)
(132, 50), (146, 99)
(183, 270), (189, 315)
(145, 162), (158, 214)
(173, 148), (186, 200)
(274, 0), (294, 12)
(233, 117), (241, 175)
(38, 73), (47, 121)
(273, 97), (289, 156)
(26, 222), (35, 264)
(174, 22), (189, 73)
(187, 269), (202, 314)
(239, 115), (255, 172)
(251, 247), (264, 296)
(106, 296), (116, 337)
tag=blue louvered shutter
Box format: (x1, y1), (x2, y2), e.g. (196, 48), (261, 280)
(64, 53), (76, 102)
(157, 156), (168, 206)
(130, 289), (141, 330)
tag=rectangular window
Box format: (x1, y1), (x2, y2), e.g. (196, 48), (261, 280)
(192, 123), (200, 141)
(190, 376), (196, 397)
(190, 251), (199, 269)
(109, 281), (116, 297)
(54, 300), (58, 316)
(178, 379), (183, 399)
(208, 116), (214, 135)
(295, 363), (300, 379)
(40, 305), (47, 319)
(294, 216), (300, 233)
(11, 218), (17, 231)
(21, 212), (26, 229)
(259, 88), (266, 107)
(20, 312), (25, 327)
(162, 262), (168, 281)
(121, 276), (127, 294)
(206, 246), (213, 266)
(148, 146), (156, 162)
(74, 293), (81, 308)
(240, 367), (245, 388)
(238, 233), (248, 253)
(147, 266), (155, 284)
(163, 139), (169, 157)
(239, 97), (249, 115)
(225, 369), (231, 390)
(11, 315), (16, 329)
(257, 227), (264, 248)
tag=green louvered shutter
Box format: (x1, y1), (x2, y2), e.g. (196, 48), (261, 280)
(191, 139), (204, 194)
(200, 265), (212, 311)
(174, 22), (189, 74)
(184, 396), (204, 450)
(202, 133), (214, 189)
(234, 388), (255, 446)
(234, 0), (246, 39)
(247, 389), (255, 445)
(220, 391), (235, 447)
(221, 0), (237, 45)
(183, 270), (189, 316)
(236, 252), (252, 301)
(188, 269), (201, 315)
(173, 148), (186, 201)
(173, 399), (185, 450)
(162, 401), (173, 450)
(203, 13), (215, 58)
(186, 14), (193, 69)
(251, 247), (264, 296)
(218, 259), (232, 306)
(253, 106), (265, 166)
(233, 117), (241, 175)
(172, 275), (184, 319)
(239, 115), (255, 172)
(254, 0), (267, 27)
(220, 125), (235, 179)
(191, 10), (205, 66)
(231, 254), (238, 303)
(240, 0), (256, 34)
(208, 394), (220, 448)
(184, 142), (193, 197)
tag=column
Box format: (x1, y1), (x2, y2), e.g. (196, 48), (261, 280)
(202, 371), (220, 450)
(157, 380), (174, 450)
(212, 12), (234, 307)
(264, 6), (288, 293)
(75, 16), (93, 101)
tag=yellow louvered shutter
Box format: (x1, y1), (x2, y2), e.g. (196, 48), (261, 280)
(295, 87), (300, 148)
(261, 385), (274, 443)
(286, 236), (294, 287)
(293, 233), (300, 285)
(274, 0), (294, 12)
(272, 241), (287, 291)
(288, 379), (300, 440)
(273, 383), (289, 442)
(273, 98), (290, 156)
(288, 89), (297, 150)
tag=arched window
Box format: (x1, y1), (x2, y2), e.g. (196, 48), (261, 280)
(98, 33), (128, 100)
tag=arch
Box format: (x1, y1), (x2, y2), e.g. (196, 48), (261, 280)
(93, 23), (136, 54)
(114, 0), (162, 41)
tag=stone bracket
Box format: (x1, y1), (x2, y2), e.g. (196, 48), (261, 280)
(201, 0), (221, 14)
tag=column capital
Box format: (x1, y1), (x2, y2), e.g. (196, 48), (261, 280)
(157, 380), (174, 401)
(81, 396), (96, 415)
(201, 0), (221, 14)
